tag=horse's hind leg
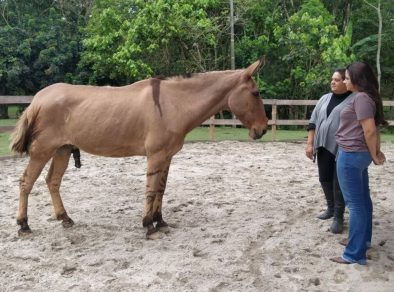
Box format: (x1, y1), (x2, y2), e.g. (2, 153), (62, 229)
(45, 146), (74, 228)
(17, 155), (51, 235)
(153, 163), (170, 231)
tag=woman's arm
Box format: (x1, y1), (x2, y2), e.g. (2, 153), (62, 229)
(376, 130), (386, 163)
(360, 118), (385, 165)
(305, 95), (327, 160)
(305, 129), (315, 160)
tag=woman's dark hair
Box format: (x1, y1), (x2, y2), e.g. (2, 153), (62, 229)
(346, 61), (387, 126)
(334, 68), (346, 80)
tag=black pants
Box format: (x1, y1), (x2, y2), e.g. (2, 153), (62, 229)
(317, 147), (345, 219)
(317, 147), (337, 183)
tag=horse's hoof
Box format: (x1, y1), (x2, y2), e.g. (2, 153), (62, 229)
(146, 224), (161, 240)
(57, 213), (75, 228)
(146, 231), (161, 240)
(62, 218), (75, 228)
(158, 226), (170, 233)
(18, 227), (32, 237)
(156, 222), (170, 233)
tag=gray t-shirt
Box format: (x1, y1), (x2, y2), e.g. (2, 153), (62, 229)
(335, 92), (376, 152)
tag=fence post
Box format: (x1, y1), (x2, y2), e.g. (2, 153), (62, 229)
(271, 100), (277, 141)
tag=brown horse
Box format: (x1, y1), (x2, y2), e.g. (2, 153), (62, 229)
(10, 59), (268, 239)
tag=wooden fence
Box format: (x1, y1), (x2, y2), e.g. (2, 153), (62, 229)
(1, 96), (394, 140)
(202, 99), (394, 140)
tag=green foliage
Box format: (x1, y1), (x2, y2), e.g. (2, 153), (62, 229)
(322, 22), (356, 67)
(350, 0), (394, 99)
(271, 0), (354, 100)
(0, 0), (92, 94)
(80, 0), (227, 84)
(0, 0), (393, 110)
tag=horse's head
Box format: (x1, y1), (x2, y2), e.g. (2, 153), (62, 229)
(227, 58), (269, 140)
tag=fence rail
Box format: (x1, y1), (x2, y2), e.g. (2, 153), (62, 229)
(1, 96), (394, 140)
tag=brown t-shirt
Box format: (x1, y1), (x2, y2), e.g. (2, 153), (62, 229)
(335, 92), (376, 152)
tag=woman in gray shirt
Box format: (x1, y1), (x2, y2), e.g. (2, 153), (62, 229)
(306, 69), (352, 234)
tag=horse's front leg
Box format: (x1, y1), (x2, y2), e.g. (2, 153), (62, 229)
(143, 155), (171, 240)
(152, 163), (170, 232)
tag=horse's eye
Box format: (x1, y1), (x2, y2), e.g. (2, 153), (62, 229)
(252, 91), (260, 97)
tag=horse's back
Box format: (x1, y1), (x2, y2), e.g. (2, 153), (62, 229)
(32, 82), (153, 116)
(29, 82), (156, 157)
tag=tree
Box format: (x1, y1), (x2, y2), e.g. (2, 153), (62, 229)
(273, 0), (354, 100)
(79, 0), (229, 85)
(1, 0), (392, 121)
(350, 0), (394, 100)
(321, 0), (358, 33)
(0, 0), (92, 93)
(361, 0), (382, 90)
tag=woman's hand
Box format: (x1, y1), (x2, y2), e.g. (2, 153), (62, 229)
(305, 143), (314, 160)
(373, 151), (386, 165)
(305, 129), (315, 160)
(360, 118), (384, 165)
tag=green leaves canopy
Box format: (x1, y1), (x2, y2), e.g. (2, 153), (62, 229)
(0, 0), (91, 95)
(272, 0), (354, 99)
(1, 0), (393, 103)
(80, 0), (225, 85)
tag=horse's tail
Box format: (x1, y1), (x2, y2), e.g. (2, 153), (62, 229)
(10, 108), (34, 154)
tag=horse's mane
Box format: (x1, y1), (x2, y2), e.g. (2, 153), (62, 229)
(152, 70), (239, 82)
(152, 73), (194, 81)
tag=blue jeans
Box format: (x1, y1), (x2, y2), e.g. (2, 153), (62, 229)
(336, 148), (372, 265)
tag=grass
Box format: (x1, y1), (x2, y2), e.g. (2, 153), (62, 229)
(185, 126), (307, 142)
(0, 132), (12, 156)
(187, 126), (394, 142)
(0, 118), (18, 156)
(1, 123), (393, 157)
(0, 119), (18, 126)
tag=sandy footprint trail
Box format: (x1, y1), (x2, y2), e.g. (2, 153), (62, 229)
(0, 141), (393, 291)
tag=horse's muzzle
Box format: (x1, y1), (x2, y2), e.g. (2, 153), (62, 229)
(251, 128), (267, 140)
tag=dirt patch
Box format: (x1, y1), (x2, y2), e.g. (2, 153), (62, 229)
(1, 141), (393, 291)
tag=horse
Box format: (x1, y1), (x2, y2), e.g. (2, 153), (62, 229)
(10, 58), (269, 239)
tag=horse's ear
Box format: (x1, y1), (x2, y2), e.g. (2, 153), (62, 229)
(244, 55), (266, 77)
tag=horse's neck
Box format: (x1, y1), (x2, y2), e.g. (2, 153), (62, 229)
(173, 72), (240, 131)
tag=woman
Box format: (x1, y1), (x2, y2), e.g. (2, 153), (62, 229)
(306, 69), (352, 234)
(331, 61), (387, 265)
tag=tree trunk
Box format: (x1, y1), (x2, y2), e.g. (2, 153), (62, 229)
(282, 0), (290, 20)
(376, 1), (382, 92)
(342, 0), (351, 33)
(364, 0), (382, 91)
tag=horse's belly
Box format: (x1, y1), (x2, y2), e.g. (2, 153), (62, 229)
(81, 145), (146, 157)
(74, 137), (146, 158)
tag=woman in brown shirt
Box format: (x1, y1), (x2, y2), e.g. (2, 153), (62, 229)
(331, 61), (387, 265)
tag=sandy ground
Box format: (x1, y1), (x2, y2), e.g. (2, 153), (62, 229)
(0, 141), (393, 291)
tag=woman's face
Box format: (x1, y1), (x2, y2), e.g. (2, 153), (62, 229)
(344, 70), (357, 92)
(330, 72), (347, 94)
